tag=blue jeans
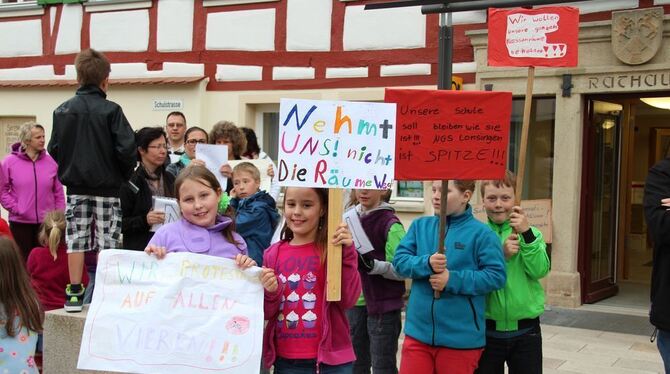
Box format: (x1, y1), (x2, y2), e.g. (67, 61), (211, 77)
(657, 328), (670, 374)
(274, 358), (353, 374)
(347, 306), (401, 374)
(476, 324), (543, 374)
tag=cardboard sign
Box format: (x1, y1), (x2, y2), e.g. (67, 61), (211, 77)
(488, 7), (579, 67)
(277, 98), (396, 189)
(385, 89), (512, 180)
(472, 199), (553, 243)
(78, 250), (264, 374)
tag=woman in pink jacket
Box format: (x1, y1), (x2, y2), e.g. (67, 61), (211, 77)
(1, 122), (65, 259)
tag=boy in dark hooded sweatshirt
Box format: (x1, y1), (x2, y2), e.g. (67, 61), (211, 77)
(230, 162), (280, 266)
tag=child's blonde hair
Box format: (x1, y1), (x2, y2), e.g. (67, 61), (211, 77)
(233, 162), (261, 183)
(479, 170), (516, 197)
(39, 211), (66, 260)
(346, 189), (392, 209)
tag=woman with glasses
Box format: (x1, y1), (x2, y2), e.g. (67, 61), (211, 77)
(166, 126), (209, 178)
(119, 127), (175, 250)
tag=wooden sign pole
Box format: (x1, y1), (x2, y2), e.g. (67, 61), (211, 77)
(514, 66), (535, 206)
(326, 189), (344, 301)
(435, 182), (449, 298)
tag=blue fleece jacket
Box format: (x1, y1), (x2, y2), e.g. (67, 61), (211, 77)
(393, 205), (506, 349)
(231, 190), (280, 266)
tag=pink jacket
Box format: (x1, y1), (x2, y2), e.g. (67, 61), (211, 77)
(262, 241), (361, 368)
(0, 143), (65, 224)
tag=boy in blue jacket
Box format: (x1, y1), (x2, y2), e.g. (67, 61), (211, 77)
(394, 180), (506, 374)
(230, 162), (280, 266)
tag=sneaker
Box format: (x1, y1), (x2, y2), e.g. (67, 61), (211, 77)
(64, 284), (85, 312)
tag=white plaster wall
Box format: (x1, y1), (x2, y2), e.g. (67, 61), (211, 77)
(55, 4), (83, 55)
(286, 0), (331, 51)
(206, 9), (275, 51)
(452, 11), (486, 25)
(0, 20), (42, 57)
(343, 6), (425, 51)
(0, 66), (63, 80)
(50, 7), (56, 34)
(380, 64), (431, 77)
(90, 10), (149, 52)
(654, 0), (670, 4)
(216, 65), (263, 81)
(157, 0), (194, 52)
(325, 67), (368, 79)
(540, 0), (638, 13)
(273, 67), (315, 80)
(107, 62), (204, 79)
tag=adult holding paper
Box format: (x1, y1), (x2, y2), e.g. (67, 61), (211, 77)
(209, 121), (247, 194)
(166, 126), (209, 178)
(345, 189), (406, 374)
(120, 127), (175, 250)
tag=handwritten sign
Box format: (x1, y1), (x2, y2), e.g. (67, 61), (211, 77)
(228, 159), (273, 193)
(488, 6), (579, 67)
(385, 89), (512, 180)
(277, 98), (396, 189)
(78, 250), (263, 374)
(472, 199), (553, 243)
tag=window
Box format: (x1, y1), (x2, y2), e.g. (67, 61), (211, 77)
(508, 97), (555, 200)
(203, 0), (279, 7)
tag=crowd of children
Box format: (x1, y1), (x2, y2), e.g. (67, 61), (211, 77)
(0, 48), (554, 374)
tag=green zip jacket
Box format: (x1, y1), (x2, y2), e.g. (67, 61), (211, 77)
(486, 219), (550, 331)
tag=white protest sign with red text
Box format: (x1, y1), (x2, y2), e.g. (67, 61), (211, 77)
(488, 6), (579, 67)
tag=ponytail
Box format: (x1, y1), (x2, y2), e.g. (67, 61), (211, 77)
(39, 211), (66, 260)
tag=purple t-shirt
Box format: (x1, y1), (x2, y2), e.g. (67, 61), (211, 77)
(148, 216), (247, 259)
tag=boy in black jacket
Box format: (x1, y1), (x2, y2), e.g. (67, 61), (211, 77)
(48, 48), (136, 312)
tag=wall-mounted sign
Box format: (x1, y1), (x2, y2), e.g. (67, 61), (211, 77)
(152, 100), (184, 111)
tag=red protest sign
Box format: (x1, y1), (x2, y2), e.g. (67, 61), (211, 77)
(488, 6), (579, 67)
(385, 89), (512, 180)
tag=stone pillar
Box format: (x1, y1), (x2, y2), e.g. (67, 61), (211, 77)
(43, 306), (115, 374)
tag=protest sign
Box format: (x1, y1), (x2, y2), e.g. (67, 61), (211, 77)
(78, 250), (263, 374)
(150, 196), (180, 232)
(228, 159), (273, 193)
(488, 6), (579, 67)
(385, 89), (512, 180)
(472, 199), (553, 243)
(196, 143), (229, 189)
(277, 98), (396, 190)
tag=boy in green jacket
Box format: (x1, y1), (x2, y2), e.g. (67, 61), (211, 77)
(476, 171), (550, 374)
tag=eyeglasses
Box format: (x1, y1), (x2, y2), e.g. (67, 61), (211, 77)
(186, 139), (207, 145)
(167, 123), (185, 129)
(147, 144), (168, 150)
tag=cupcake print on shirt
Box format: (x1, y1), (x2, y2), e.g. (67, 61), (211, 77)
(288, 273), (301, 290)
(286, 311), (299, 329)
(302, 292), (316, 309)
(287, 291), (300, 309)
(303, 272), (317, 290)
(278, 274), (287, 285)
(302, 311), (317, 329)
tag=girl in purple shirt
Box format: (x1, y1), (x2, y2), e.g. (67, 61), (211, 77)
(145, 165), (254, 268)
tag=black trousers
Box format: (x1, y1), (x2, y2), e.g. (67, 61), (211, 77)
(9, 221), (41, 261)
(476, 324), (543, 374)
